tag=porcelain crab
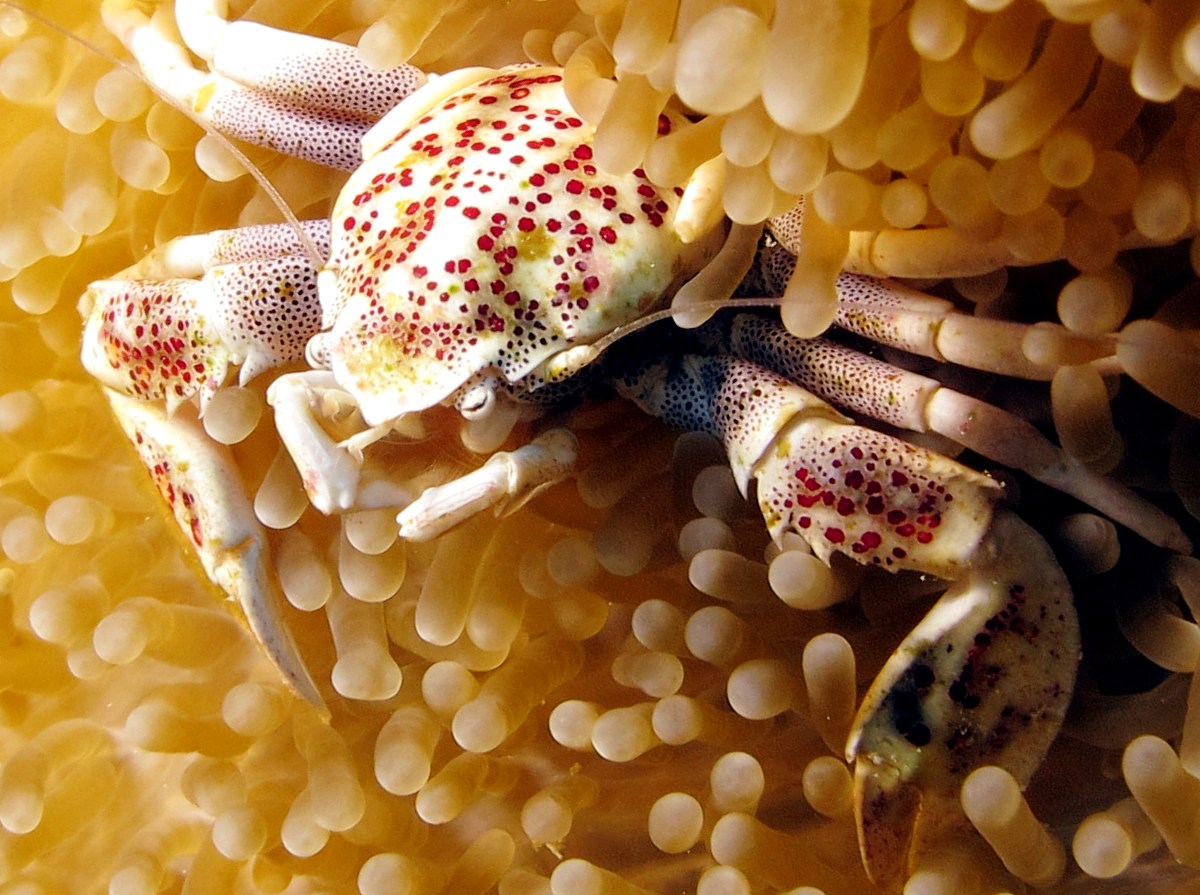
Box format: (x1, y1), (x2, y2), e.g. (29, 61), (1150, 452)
(75, 2), (1190, 884)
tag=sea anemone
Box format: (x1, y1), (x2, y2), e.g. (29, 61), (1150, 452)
(1, 1), (1199, 893)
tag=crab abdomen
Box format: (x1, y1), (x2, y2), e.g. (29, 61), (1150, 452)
(325, 66), (698, 425)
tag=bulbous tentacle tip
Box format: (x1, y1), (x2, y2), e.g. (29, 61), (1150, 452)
(846, 511), (1080, 883)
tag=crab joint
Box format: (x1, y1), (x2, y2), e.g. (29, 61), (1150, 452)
(397, 429), (578, 542)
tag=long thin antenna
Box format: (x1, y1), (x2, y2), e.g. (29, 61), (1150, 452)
(1, 0), (328, 271)
(582, 296), (784, 356)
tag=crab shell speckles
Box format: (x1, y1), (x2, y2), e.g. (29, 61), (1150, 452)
(322, 66), (697, 426)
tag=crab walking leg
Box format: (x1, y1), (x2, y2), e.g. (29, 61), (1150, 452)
(754, 249), (1061, 381)
(710, 315), (1192, 552)
(830, 272), (1060, 380)
(112, 220), (331, 280)
(847, 512), (1079, 884)
(104, 391), (325, 711)
(611, 353), (1079, 880)
(80, 222), (328, 414)
(104, 1), (425, 171)
(769, 200), (1188, 281)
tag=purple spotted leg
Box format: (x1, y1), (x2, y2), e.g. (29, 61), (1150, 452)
(611, 352), (1079, 884)
(109, 3), (426, 172)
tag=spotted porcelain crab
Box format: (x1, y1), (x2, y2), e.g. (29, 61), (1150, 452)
(77, 2), (1189, 885)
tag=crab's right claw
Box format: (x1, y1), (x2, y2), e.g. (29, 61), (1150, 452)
(846, 511), (1080, 884)
(105, 391), (326, 714)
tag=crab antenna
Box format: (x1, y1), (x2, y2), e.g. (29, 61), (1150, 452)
(0, 1), (327, 272)
(583, 296), (785, 357)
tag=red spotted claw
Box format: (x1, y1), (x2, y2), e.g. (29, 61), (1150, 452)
(612, 350), (1079, 884)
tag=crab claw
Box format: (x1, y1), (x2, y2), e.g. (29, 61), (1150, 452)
(104, 391), (326, 713)
(610, 353), (1081, 879)
(845, 511), (1079, 883)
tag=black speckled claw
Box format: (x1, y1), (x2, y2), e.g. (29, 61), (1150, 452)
(846, 511), (1080, 884)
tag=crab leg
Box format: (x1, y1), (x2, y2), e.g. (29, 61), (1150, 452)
(268, 369), (579, 538)
(104, 0), (425, 171)
(103, 391), (325, 711)
(754, 246), (1061, 381)
(768, 204), (1028, 280)
(768, 198), (1188, 281)
(611, 353), (1002, 574)
(706, 314), (1192, 552)
(396, 429), (580, 542)
(78, 220), (338, 706)
(829, 272), (1060, 380)
(610, 352), (1079, 882)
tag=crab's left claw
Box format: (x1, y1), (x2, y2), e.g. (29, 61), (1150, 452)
(846, 511), (1080, 883)
(104, 391), (325, 713)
